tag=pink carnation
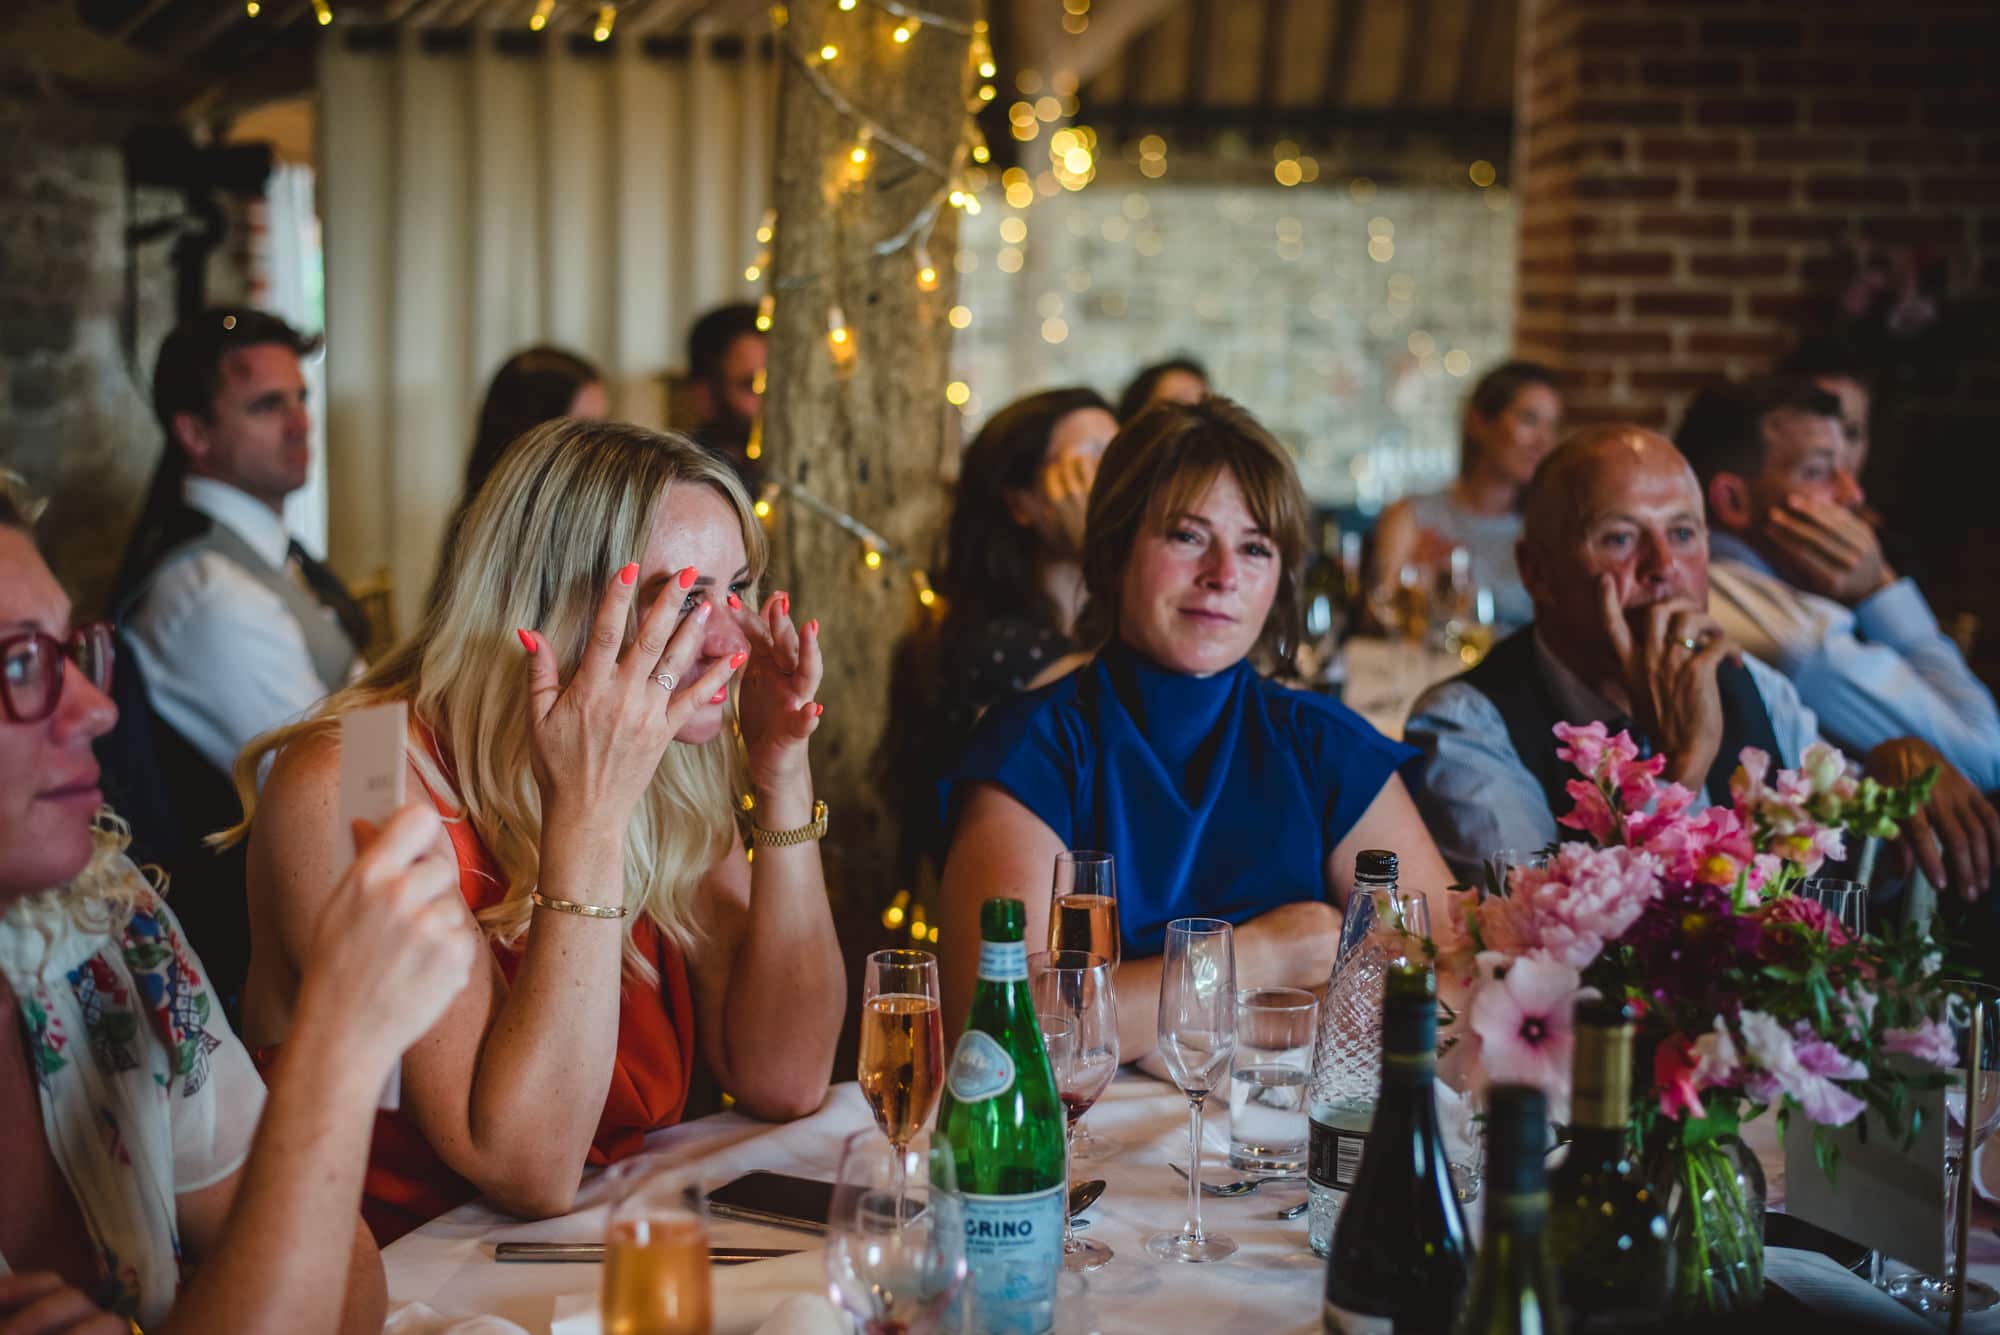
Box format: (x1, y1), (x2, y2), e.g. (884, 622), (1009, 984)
(1509, 843), (1664, 970)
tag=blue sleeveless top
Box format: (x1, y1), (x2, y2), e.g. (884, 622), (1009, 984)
(947, 640), (1419, 957)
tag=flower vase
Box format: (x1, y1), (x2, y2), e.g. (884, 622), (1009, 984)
(1655, 1135), (1766, 1315)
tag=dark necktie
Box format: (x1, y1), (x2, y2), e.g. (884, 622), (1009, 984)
(287, 540), (372, 655)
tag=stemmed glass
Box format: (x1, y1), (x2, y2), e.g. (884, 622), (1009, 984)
(1048, 851), (1121, 1161)
(1031, 950), (1120, 1270)
(602, 1163), (710, 1335)
(1888, 982), (2000, 1314)
(858, 949), (945, 1210)
(1147, 917), (1238, 1263)
(826, 1128), (967, 1335)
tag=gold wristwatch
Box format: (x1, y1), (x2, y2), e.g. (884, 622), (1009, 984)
(751, 799), (829, 848)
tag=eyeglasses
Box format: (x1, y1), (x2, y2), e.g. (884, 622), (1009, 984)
(0, 624), (115, 723)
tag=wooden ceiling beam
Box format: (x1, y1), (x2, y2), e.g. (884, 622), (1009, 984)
(1397, 0), (1431, 107)
(1320, 0), (1360, 112)
(1255, 0), (1284, 113)
(1454, 0), (1494, 109)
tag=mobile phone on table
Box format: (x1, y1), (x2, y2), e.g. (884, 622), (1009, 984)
(707, 1171), (835, 1234)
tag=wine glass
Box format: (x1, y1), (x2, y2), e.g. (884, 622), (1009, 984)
(1030, 950), (1119, 1270)
(1888, 982), (2000, 1314)
(1147, 917), (1238, 1263)
(826, 1128), (967, 1335)
(1801, 877), (1867, 939)
(859, 949), (945, 1208)
(1049, 851), (1121, 1161)
(602, 1162), (709, 1335)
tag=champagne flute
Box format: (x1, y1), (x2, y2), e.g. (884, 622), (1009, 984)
(859, 949), (945, 1210)
(1801, 877), (1867, 939)
(602, 1163), (710, 1335)
(1147, 917), (1238, 1263)
(826, 1128), (967, 1335)
(1049, 851), (1121, 1161)
(1031, 950), (1119, 1270)
(1887, 982), (2000, 1314)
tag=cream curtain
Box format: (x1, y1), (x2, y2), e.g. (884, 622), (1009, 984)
(317, 28), (775, 629)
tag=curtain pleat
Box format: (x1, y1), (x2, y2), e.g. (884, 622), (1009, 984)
(319, 29), (773, 630)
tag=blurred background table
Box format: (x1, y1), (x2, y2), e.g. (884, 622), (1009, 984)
(1337, 637), (1471, 740)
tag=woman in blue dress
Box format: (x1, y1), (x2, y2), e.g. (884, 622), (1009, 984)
(938, 398), (1458, 1056)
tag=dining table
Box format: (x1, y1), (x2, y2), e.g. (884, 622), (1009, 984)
(381, 1069), (2000, 1335)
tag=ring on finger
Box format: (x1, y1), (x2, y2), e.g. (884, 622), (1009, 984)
(1680, 636), (1701, 651)
(654, 670), (677, 692)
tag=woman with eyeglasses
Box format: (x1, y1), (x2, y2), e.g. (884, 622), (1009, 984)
(0, 482), (477, 1332)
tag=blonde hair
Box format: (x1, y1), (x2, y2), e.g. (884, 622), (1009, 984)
(226, 420), (765, 983)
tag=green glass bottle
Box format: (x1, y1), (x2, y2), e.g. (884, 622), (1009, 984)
(1324, 964), (1471, 1333)
(1547, 1002), (1671, 1332)
(1454, 1084), (1565, 1335)
(936, 898), (1066, 1335)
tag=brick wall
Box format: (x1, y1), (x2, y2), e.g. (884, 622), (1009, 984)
(1514, 0), (2000, 672)
(1515, 0), (1999, 431)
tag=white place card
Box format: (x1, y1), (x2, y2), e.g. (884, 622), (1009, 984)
(1783, 1093), (1946, 1274)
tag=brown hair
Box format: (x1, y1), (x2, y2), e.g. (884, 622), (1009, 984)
(1076, 397), (1310, 673)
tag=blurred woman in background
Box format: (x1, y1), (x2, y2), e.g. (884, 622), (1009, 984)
(1369, 360), (1561, 633)
(1116, 356), (1209, 424)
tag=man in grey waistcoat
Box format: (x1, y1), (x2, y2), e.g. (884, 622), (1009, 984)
(106, 308), (368, 1012)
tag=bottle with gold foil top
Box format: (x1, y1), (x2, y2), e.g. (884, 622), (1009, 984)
(1547, 1001), (1671, 1332)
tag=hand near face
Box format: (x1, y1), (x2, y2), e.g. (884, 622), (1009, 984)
(1598, 576), (1735, 790)
(518, 564), (743, 840)
(1764, 493), (1894, 606)
(1868, 737), (2000, 900)
(730, 591), (824, 795)
(1040, 448), (1097, 556)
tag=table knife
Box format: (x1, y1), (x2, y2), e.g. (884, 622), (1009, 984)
(493, 1242), (800, 1265)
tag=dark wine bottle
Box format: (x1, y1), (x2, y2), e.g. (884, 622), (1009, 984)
(1323, 964), (1471, 1333)
(1546, 1001), (1670, 1332)
(1454, 1084), (1564, 1335)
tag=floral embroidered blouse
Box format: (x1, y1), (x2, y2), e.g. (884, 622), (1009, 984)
(0, 860), (265, 1328)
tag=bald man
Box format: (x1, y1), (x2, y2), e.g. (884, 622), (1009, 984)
(1404, 426), (1999, 901)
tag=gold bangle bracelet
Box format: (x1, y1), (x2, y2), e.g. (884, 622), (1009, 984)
(751, 799), (829, 848)
(530, 891), (628, 919)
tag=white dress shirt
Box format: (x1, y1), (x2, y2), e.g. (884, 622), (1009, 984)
(124, 477), (360, 779)
(1708, 532), (2000, 793)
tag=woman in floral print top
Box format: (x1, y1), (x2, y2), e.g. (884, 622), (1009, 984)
(0, 483), (475, 1332)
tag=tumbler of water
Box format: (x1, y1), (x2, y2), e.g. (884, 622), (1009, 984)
(1229, 987), (1317, 1172)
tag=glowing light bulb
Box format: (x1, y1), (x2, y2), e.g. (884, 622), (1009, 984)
(754, 499), (772, 518)
(864, 549), (883, 569)
(893, 25), (911, 43)
(245, 0), (261, 15)
(819, 43), (838, 62)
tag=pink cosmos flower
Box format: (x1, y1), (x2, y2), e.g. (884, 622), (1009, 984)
(1469, 952), (1590, 1112)
(1884, 1017), (1958, 1068)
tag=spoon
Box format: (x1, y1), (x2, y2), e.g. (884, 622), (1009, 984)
(1169, 1162), (1302, 1197)
(1276, 1200), (1308, 1220)
(1069, 1178), (1107, 1218)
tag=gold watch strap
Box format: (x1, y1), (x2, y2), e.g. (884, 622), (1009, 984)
(752, 799), (829, 848)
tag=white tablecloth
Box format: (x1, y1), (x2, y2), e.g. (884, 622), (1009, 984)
(384, 1071), (2000, 1334)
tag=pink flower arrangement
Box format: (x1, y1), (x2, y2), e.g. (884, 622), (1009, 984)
(1435, 722), (1956, 1148)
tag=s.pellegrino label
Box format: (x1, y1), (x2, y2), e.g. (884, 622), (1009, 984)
(937, 898), (1065, 1335)
(961, 1185), (1064, 1335)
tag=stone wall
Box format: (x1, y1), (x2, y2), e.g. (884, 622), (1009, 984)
(0, 79), (251, 618)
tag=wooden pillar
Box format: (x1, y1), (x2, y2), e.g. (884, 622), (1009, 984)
(762, 1), (974, 907)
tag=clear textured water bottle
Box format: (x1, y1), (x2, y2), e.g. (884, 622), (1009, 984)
(1305, 850), (1431, 1257)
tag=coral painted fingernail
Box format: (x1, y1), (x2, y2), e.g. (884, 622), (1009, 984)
(619, 562), (639, 586)
(517, 629), (539, 653)
(806, 618), (819, 636)
(777, 593), (790, 616)
(728, 593), (742, 610)
(679, 566), (698, 589)
(814, 703), (825, 718)
(730, 651), (749, 668)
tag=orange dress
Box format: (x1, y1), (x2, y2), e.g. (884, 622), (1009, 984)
(259, 801), (697, 1244)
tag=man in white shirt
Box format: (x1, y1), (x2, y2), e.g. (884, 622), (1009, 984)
(1676, 378), (2000, 796)
(105, 309), (367, 1011)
